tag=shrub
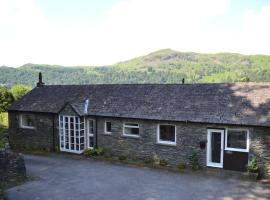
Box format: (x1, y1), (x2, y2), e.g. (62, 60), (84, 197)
(10, 85), (31, 101)
(0, 89), (14, 112)
(188, 151), (201, 170)
(177, 163), (187, 171)
(83, 147), (105, 157)
(247, 157), (259, 173)
(95, 147), (105, 156)
(118, 155), (127, 160)
(159, 159), (168, 166)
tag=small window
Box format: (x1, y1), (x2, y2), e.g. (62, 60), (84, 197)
(20, 114), (35, 129)
(225, 129), (249, 152)
(123, 123), (139, 137)
(105, 121), (112, 134)
(157, 124), (176, 145)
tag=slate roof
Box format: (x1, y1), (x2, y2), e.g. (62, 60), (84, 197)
(8, 83), (270, 127)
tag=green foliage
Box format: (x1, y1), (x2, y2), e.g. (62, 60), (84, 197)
(10, 85), (31, 100)
(247, 157), (259, 173)
(177, 163), (187, 171)
(188, 151), (201, 170)
(0, 88), (14, 112)
(83, 147), (105, 157)
(118, 155), (127, 160)
(1, 50), (270, 87)
(0, 112), (8, 148)
(159, 159), (168, 166)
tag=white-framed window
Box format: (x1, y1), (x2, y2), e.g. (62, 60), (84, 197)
(20, 114), (35, 129)
(123, 123), (139, 137)
(225, 129), (249, 152)
(104, 121), (112, 134)
(157, 124), (176, 145)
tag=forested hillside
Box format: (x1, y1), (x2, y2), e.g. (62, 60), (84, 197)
(1, 49), (270, 88)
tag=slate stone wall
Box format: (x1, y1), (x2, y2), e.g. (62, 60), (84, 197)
(8, 111), (57, 151)
(97, 117), (270, 178)
(249, 127), (270, 178)
(8, 111), (270, 178)
(0, 151), (26, 183)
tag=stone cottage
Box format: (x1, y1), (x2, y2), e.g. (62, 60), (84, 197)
(7, 76), (270, 177)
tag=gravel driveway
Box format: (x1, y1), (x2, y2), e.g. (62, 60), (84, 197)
(7, 154), (270, 200)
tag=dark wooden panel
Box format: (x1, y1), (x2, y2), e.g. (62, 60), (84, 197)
(223, 150), (248, 172)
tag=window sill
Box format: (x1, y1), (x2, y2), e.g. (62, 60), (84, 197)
(122, 134), (140, 139)
(225, 147), (248, 153)
(20, 126), (35, 130)
(156, 142), (176, 147)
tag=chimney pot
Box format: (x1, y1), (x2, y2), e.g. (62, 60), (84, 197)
(37, 72), (45, 87)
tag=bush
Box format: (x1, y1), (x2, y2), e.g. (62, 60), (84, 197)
(118, 155), (127, 161)
(0, 112), (8, 148)
(188, 151), (201, 170)
(84, 147), (105, 157)
(247, 157), (259, 173)
(0, 89), (14, 112)
(177, 163), (187, 171)
(159, 159), (168, 166)
(10, 85), (31, 101)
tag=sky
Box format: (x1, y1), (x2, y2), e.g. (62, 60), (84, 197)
(0, 0), (270, 67)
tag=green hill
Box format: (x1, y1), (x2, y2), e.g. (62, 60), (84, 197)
(1, 49), (270, 88)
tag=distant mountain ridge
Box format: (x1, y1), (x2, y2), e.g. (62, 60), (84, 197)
(1, 49), (270, 88)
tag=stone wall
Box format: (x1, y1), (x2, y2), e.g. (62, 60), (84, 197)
(0, 151), (26, 183)
(97, 117), (207, 166)
(97, 117), (270, 178)
(8, 111), (58, 151)
(8, 111), (270, 178)
(249, 126), (270, 178)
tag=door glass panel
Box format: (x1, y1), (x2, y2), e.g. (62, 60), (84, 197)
(59, 116), (84, 152)
(211, 132), (221, 163)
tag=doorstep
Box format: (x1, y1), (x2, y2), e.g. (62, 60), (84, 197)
(204, 167), (258, 181)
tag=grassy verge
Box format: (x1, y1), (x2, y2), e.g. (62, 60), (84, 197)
(0, 112), (8, 148)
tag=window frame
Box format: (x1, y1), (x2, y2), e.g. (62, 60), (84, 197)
(225, 128), (249, 152)
(20, 114), (35, 129)
(157, 124), (177, 146)
(104, 121), (112, 134)
(123, 122), (140, 138)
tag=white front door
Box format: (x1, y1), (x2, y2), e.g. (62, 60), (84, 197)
(207, 129), (224, 168)
(59, 116), (85, 154)
(87, 119), (95, 149)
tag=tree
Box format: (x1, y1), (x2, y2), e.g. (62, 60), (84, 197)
(0, 88), (14, 112)
(10, 85), (31, 101)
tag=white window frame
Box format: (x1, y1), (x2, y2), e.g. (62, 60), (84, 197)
(104, 121), (112, 134)
(225, 128), (249, 152)
(157, 124), (176, 146)
(59, 115), (85, 154)
(123, 122), (140, 138)
(20, 114), (35, 129)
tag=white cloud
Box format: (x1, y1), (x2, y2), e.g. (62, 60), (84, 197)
(0, 0), (270, 67)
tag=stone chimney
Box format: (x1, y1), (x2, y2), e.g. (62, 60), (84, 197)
(36, 72), (45, 87)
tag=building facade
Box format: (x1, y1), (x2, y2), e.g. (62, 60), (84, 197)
(8, 81), (270, 178)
